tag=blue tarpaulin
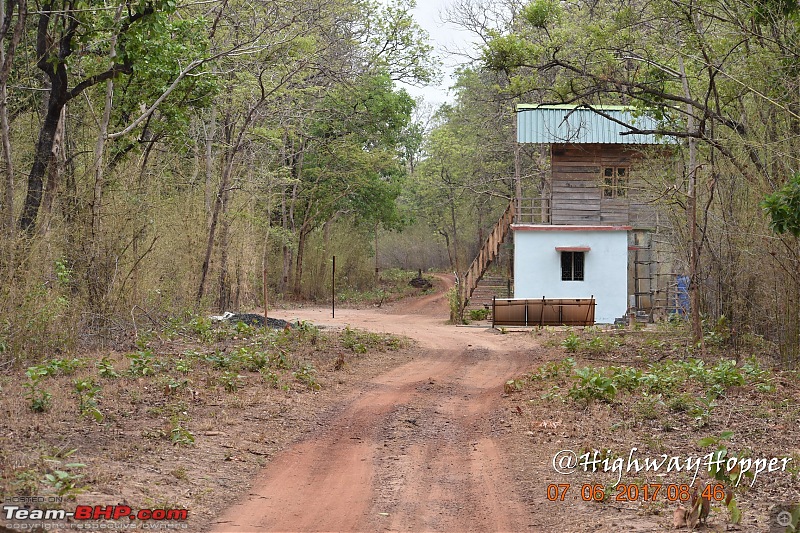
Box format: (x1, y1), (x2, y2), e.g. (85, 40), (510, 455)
(675, 275), (690, 316)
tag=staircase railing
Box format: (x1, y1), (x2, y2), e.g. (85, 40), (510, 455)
(461, 198), (516, 303)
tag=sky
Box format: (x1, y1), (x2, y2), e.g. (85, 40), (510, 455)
(395, 0), (481, 107)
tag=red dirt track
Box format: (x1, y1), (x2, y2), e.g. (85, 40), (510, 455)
(211, 278), (541, 532)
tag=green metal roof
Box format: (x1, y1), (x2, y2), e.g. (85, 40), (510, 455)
(516, 104), (665, 145)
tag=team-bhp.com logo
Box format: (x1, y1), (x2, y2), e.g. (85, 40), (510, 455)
(3, 504), (189, 530)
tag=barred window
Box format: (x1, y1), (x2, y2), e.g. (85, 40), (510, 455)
(602, 166), (627, 198)
(561, 251), (584, 281)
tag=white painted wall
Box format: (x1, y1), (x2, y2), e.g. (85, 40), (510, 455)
(513, 227), (629, 323)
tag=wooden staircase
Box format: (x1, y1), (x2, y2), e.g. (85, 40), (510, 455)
(461, 199), (515, 306)
(465, 275), (512, 318)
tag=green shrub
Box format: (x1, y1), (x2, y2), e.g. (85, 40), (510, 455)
(293, 364), (320, 390)
(219, 371), (243, 392)
(469, 308), (491, 321)
(568, 367), (617, 403)
(562, 332), (581, 352)
(74, 379), (103, 422)
(127, 349), (157, 377)
(24, 366), (52, 412)
(96, 357), (119, 378)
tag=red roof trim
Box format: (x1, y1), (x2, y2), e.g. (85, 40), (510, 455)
(512, 224), (633, 232)
(556, 246), (591, 252)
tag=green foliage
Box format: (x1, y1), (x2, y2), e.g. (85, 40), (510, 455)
(482, 33), (537, 72)
(667, 393), (694, 413)
(188, 317), (215, 343)
(635, 393), (665, 420)
(690, 390), (718, 428)
(260, 369), (280, 388)
(164, 376), (189, 394)
(366, 0), (439, 85)
(536, 353), (774, 414)
(762, 173), (800, 236)
(218, 371), (243, 393)
(741, 357), (776, 392)
(528, 357), (576, 381)
(561, 332), (581, 352)
(469, 308), (491, 321)
(521, 0), (562, 28)
(293, 321), (320, 344)
(74, 379), (103, 422)
(134, 332), (154, 351)
(96, 356), (119, 378)
(114, 14), (216, 130)
(708, 360), (745, 388)
(205, 350), (231, 370)
(169, 416), (194, 446)
(2, 275), (76, 363)
(29, 358), (84, 377)
(41, 449), (86, 499)
(697, 431), (745, 524)
(127, 349), (157, 377)
(340, 326), (402, 353)
(504, 379), (524, 393)
(702, 315), (732, 346)
(293, 364), (320, 391)
(54, 259), (72, 285)
(609, 366), (643, 392)
(568, 366), (618, 403)
(24, 367), (52, 412)
(238, 348), (270, 372)
(446, 288), (463, 324)
(234, 321), (256, 336)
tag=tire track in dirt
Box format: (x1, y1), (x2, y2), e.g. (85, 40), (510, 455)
(211, 277), (541, 532)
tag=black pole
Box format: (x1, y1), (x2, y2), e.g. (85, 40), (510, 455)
(332, 255), (336, 318)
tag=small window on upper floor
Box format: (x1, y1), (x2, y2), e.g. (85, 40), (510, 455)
(602, 166), (628, 198)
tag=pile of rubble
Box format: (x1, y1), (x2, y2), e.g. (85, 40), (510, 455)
(210, 312), (293, 329)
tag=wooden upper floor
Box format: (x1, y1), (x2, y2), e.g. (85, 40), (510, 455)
(516, 105), (669, 229)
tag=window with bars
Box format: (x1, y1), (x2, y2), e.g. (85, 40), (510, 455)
(561, 251), (584, 281)
(602, 166), (628, 198)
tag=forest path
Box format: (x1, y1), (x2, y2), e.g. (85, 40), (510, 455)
(211, 277), (544, 532)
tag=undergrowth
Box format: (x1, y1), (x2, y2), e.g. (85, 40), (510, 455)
(511, 325), (796, 529)
(3, 314), (407, 500)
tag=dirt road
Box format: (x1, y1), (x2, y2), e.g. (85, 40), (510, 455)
(211, 280), (543, 532)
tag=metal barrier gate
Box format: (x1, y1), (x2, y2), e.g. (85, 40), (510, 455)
(492, 297), (596, 327)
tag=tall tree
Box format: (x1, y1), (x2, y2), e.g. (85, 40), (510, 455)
(17, 0), (214, 234)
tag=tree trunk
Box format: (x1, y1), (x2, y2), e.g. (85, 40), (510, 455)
(439, 230), (454, 273)
(198, 154), (231, 304)
(198, 112), (240, 305)
(262, 219), (271, 318)
(19, 94), (65, 233)
(679, 56), (703, 346)
(87, 4), (123, 304)
(288, 146), (304, 296)
(0, 0), (25, 236)
(39, 106), (66, 235)
(319, 216), (335, 296)
(216, 184), (232, 311)
(294, 225), (309, 297)
(204, 106), (216, 225)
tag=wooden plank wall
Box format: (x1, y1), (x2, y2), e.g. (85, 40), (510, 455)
(550, 144), (651, 227)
